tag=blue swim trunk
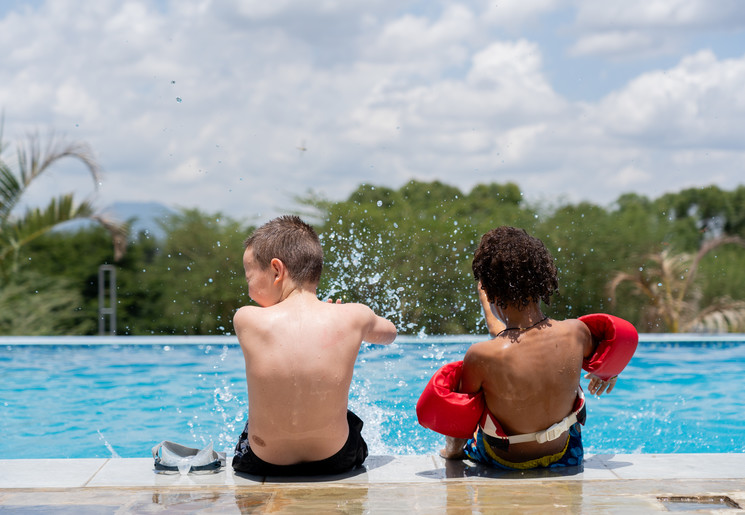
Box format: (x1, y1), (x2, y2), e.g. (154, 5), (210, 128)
(464, 423), (584, 470)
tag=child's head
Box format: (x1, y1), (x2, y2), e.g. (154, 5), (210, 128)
(244, 215), (323, 286)
(472, 226), (558, 310)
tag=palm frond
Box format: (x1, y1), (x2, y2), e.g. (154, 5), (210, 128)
(686, 298), (745, 333)
(16, 132), (101, 188)
(91, 214), (130, 262)
(0, 161), (21, 221)
(609, 238), (745, 333)
(0, 195), (95, 261)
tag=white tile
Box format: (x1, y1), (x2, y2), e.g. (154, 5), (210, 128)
(0, 459), (107, 488)
(571, 454), (618, 480)
(609, 454), (745, 480)
(87, 458), (262, 487)
(364, 455), (442, 483)
(4, 454), (744, 489)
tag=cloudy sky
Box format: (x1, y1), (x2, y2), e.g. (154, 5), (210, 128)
(1, 1), (744, 223)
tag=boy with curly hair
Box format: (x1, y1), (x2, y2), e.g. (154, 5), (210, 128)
(232, 215), (397, 476)
(441, 226), (614, 469)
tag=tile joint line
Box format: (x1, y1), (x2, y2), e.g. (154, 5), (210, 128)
(83, 458), (111, 487)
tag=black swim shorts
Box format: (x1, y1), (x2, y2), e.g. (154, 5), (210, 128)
(232, 410), (368, 476)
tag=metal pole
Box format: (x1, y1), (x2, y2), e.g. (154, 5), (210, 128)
(98, 264), (117, 335)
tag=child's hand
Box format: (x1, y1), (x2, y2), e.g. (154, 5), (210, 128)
(585, 373), (617, 396)
(325, 298), (342, 304)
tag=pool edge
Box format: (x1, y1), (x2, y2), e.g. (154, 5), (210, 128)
(1, 453), (744, 489)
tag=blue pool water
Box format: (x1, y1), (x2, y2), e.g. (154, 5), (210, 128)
(1, 336), (744, 459)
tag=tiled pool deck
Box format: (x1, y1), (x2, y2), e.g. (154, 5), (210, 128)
(1, 454), (744, 512)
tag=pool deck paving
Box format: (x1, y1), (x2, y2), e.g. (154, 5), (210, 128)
(1, 453), (744, 513)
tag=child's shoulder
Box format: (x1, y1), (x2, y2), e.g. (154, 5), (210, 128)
(319, 300), (378, 323)
(333, 301), (376, 314)
(233, 304), (271, 326)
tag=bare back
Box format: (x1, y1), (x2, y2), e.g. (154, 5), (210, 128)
(462, 318), (592, 460)
(234, 292), (393, 465)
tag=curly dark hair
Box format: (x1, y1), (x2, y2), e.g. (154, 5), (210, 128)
(472, 226), (558, 309)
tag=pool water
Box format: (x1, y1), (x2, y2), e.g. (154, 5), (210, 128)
(1, 337), (744, 459)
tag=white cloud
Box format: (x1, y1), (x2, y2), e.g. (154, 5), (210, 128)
(1, 0), (744, 223)
(593, 50), (745, 147)
(610, 165), (651, 188)
(569, 30), (660, 58)
(481, 0), (561, 29)
(574, 0), (745, 30)
(570, 0), (745, 58)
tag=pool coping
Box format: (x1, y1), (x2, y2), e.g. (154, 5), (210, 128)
(3, 333), (745, 345)
(2, 453), (744, 489)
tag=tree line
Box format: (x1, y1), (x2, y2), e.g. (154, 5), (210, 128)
(3, 178), (745, 335)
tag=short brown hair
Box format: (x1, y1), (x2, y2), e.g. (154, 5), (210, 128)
(244, 215), (323, 285)
(472, 226), (558, 309)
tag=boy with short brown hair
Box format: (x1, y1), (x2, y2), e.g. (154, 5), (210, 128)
(232, 215), (397, 476)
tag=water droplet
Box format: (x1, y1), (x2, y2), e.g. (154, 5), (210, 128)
(376, 200), (383, 207)
(176, 97), (182, 103)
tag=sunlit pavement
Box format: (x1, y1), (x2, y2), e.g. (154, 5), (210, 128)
(1, 454), (744, 512)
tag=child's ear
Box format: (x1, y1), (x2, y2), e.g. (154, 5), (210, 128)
(270, 258), (285, 284)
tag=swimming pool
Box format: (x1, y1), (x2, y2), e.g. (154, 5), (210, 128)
(2, 336), (744, 459)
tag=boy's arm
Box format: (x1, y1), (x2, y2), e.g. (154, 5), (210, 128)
(477, 283), (506, 338)
(578, 319), (618, 396)
(441, 346), (484, 460)
(363, 309), (397, 345)
(326, 299), (396, 344)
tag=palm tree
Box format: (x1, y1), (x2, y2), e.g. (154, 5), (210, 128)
(0, 119), (127, 279)
(608, 236), (745, 332)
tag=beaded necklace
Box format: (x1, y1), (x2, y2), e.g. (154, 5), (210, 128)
(495, 316), (549, 338)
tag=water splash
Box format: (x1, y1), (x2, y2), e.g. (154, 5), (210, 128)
(96, 430), (121, 458)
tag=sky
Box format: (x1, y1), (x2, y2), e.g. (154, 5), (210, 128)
(1, 0), (745, 224)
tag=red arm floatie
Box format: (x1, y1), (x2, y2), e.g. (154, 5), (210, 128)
(579, 313), (638, 381)
(416, 361), (485, 439)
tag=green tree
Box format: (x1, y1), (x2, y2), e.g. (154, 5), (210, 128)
(22, 224), (120, 334)
(10, 175), (745, 336)
(0, 271), (94, 335)
(119, 209), (251, 335)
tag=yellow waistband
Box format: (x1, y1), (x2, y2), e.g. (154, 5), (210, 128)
(482, 431), (571, 470)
